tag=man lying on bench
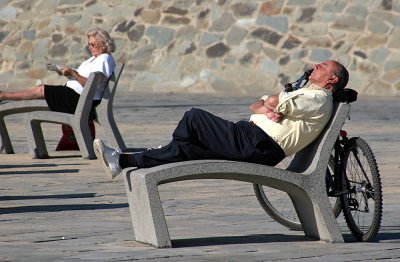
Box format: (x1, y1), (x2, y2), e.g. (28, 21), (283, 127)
(94, 60), (349, 179)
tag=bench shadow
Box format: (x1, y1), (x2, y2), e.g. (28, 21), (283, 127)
(0, 164), (58, 168)
(0, 203), (128, 214)
(173, 230), (400, 247)
(0, 192), (97, 201)
(172, 234), (308, 247)
(0, 168), (79, 175)
(46, 154), (83, 159)
(0, 163), (85, 168)
(0, 163), (85, 176)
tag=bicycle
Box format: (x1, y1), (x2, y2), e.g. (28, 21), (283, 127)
(253, 88), (383, 242)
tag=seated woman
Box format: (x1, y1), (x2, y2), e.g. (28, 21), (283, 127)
(0, 27), (116, 114)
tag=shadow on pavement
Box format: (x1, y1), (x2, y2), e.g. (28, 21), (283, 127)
(0, 169), (80, 175)
(172, 233), (308, 247)
(0, 193), (97, 201)
(0, 164), (58, 168)
(375, 232), (400, 242)
(341, 228), (400, 243)
(0, 203), (128, 214)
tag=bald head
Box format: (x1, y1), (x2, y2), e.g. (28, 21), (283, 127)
(309, 60), (349, 92)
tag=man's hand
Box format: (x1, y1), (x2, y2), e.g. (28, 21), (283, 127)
(265, 111), (283, 122)
(249, 99), (267, 114)
(250, 93), (283, 122)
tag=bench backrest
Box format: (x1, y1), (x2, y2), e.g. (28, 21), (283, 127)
(287, 102), (350, 173)
(92, 63), (126, 149)
(75, 72), (106, 123)
(95, 63), (125, 116)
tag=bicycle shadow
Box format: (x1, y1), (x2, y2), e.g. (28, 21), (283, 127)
(341, 225), (400, 243)
(370, 225), (400, 242)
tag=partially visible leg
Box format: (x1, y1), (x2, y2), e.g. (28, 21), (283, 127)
(95, 108), (285, 178)
(121, 140), (221, 168)
(0, 85), (45, 100)
(120, 108), (235, 168)
(171, 108), (234, 149)
(128, 109), (285, 168)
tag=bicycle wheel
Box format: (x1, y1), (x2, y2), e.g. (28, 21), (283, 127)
(340, 137), (382, 241)
(253, 156), (341, 231)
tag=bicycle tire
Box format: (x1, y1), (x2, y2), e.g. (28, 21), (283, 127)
(253, 156), (341, 231)
(340, 137), (382, 241)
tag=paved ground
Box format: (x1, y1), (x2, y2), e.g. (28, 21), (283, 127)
(1, 92), (400, 261)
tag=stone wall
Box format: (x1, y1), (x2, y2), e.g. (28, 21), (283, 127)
(1, 0), (399, 96)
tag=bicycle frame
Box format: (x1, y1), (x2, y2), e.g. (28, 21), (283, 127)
(329, 130), (348, 198)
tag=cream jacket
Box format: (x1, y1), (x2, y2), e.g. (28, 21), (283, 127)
(249, 84), (333, 156)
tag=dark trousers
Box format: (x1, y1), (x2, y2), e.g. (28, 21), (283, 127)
(130, 108), (285, 168)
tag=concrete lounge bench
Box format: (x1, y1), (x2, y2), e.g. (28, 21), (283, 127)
(24, 72), (106, 159)
(0, 100), (49, 153)
(0, 63), (125, 156)
(122, 102), (350, 248)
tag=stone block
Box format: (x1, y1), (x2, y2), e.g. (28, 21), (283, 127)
(206, 42), (230, 58)
(226, 26), (247, 46)
(231, 2), (258, 17)
(259, 1), (284, 16)
(256, 15), (288, 34)
(309, 48), (332, 62)
(146, 26), (175, 46)
(141, 9), (161, 24)
(251, 28), (282, 46)
(209, 12), (235, 32)
(199, 32), (224, 46)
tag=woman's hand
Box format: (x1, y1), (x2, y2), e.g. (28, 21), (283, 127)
(61, 67), (78, 79)
(61, 67), (87, 86)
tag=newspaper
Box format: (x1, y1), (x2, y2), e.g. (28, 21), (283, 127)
(46, 63), (62, 74)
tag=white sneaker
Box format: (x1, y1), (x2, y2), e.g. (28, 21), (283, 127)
(93, 139), (122, 179)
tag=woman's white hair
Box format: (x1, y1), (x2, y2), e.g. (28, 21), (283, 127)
(87, 28), (116, 53)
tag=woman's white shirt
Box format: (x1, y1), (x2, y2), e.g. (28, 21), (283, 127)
(66, 53), (116, 100)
